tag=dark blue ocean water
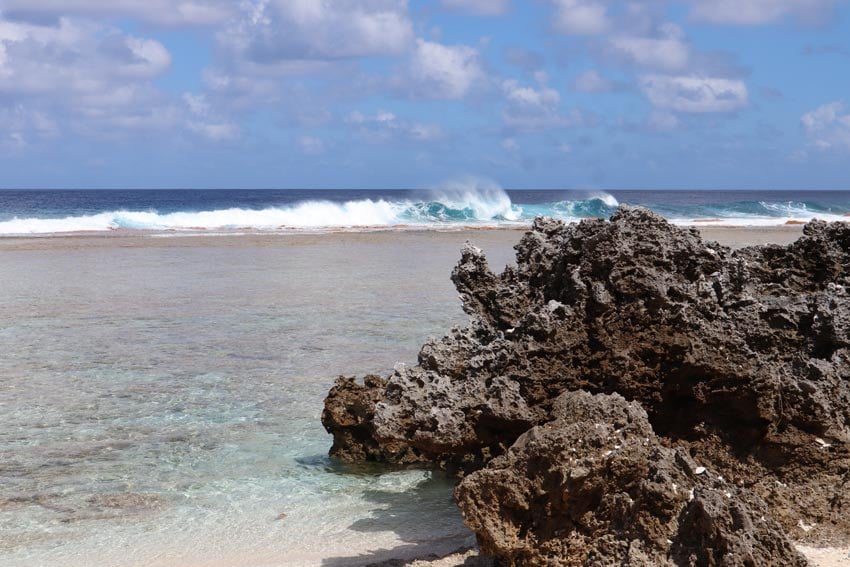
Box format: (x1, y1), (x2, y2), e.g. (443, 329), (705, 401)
(0, 188), (848, 234)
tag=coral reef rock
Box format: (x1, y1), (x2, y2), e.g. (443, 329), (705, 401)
(322, 207), (850, 561)
(456, 390), (807, 566)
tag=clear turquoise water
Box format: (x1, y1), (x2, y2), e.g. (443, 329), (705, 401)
(0, 231), (519, 566)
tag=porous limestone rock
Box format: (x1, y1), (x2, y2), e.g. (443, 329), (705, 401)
(455, 391), (807, 567)
(322, 207), (850, 558)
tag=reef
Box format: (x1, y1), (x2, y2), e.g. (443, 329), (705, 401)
(322, 207), (850, 565)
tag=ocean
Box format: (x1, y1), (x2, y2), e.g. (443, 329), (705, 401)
(0, 188), (846, 566)
(0, 187), (849, 235)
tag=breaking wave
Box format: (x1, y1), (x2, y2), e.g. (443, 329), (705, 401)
(0, 188), (847, 235)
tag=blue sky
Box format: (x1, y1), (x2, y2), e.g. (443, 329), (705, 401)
(0, 0), (849, 190)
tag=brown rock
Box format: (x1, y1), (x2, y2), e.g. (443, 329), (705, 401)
(456, 391), (807, 567)
(322, 207), (850, 559)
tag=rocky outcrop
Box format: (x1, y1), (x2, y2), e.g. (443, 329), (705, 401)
(322, 374), (420, 463)
(456, 391), (807, 566)
(322, 207), (850, 563)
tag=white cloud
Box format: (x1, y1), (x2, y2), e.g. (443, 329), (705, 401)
(0, 16), (184, 139)
(0, 0), (233, 26)
(801, 102), (850, 152)
(346, 110), (444, 142)
(410, 39), (484, 99)
(688, 0), (839, 25)
(551, 0), (610, 35)
(0, 105), (59, 149)
(219, 0), (414, 63)
(503, 79), (561, 108)
(183, 93), (211, 116)
(122, 37), (172, 78)
(609, 24), (690, 72)
(442, 0), (510, 15)
(501, 78), (583, 132)
(0, 19), (171, 95)
(183, 92), (239, 141)
(548, 0), (840, 29)
(639, 75), (749, 113)
(187, 121), (240, 141)
(202, 68), (281, 108)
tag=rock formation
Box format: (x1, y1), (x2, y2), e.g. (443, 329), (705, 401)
(322, 207), (850, 565)
(456, 391), (807, 566)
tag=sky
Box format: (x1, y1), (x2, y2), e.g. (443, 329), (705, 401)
(0, 0), (849, 190)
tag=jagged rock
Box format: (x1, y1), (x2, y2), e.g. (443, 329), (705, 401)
(322, 374), (425, 464)
(672, 487), (805, 567)
(322, 207), (850, 549)
(455, 391), (807, 567)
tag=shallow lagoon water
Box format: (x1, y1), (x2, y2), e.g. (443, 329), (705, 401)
(0, 231), (520, 567)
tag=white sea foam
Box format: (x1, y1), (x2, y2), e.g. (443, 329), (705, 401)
(671, 212), (849, 227)
(0, 189), (846, 235)
(0, 201), (408, 234)
(0, 183), (525, 235)
(590, 192), (620, 207)
(429, 177), (523, 221)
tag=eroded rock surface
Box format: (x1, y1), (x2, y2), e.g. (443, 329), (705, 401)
(322, 207), (850, 562)
(456, 391), (807, 567)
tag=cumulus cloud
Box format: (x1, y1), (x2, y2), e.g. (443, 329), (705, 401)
(442, 0), (510, 16)
(198, 1), (416, 122)
(218, 0), (414, 64)
(801, 102), (850, 152)
(0, 0), (233, 26)
(0, 19), (171, 95)
(0, 105), (59, 149)
(409, 39), (484, 99)
(186, 120), (239, 141)
(0, 16), (185, 139)
(548, 0), (840, 29)
(639, 75), (749, 113)
(501, 78), (583, 132)
(503, 78), (560, 107)
(346, 110), (444, 142)
(688, 0), (839, 25)
(183, 93), (239, 141)
(608, 23), (690, 72)
(551, 0), (610, 35)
